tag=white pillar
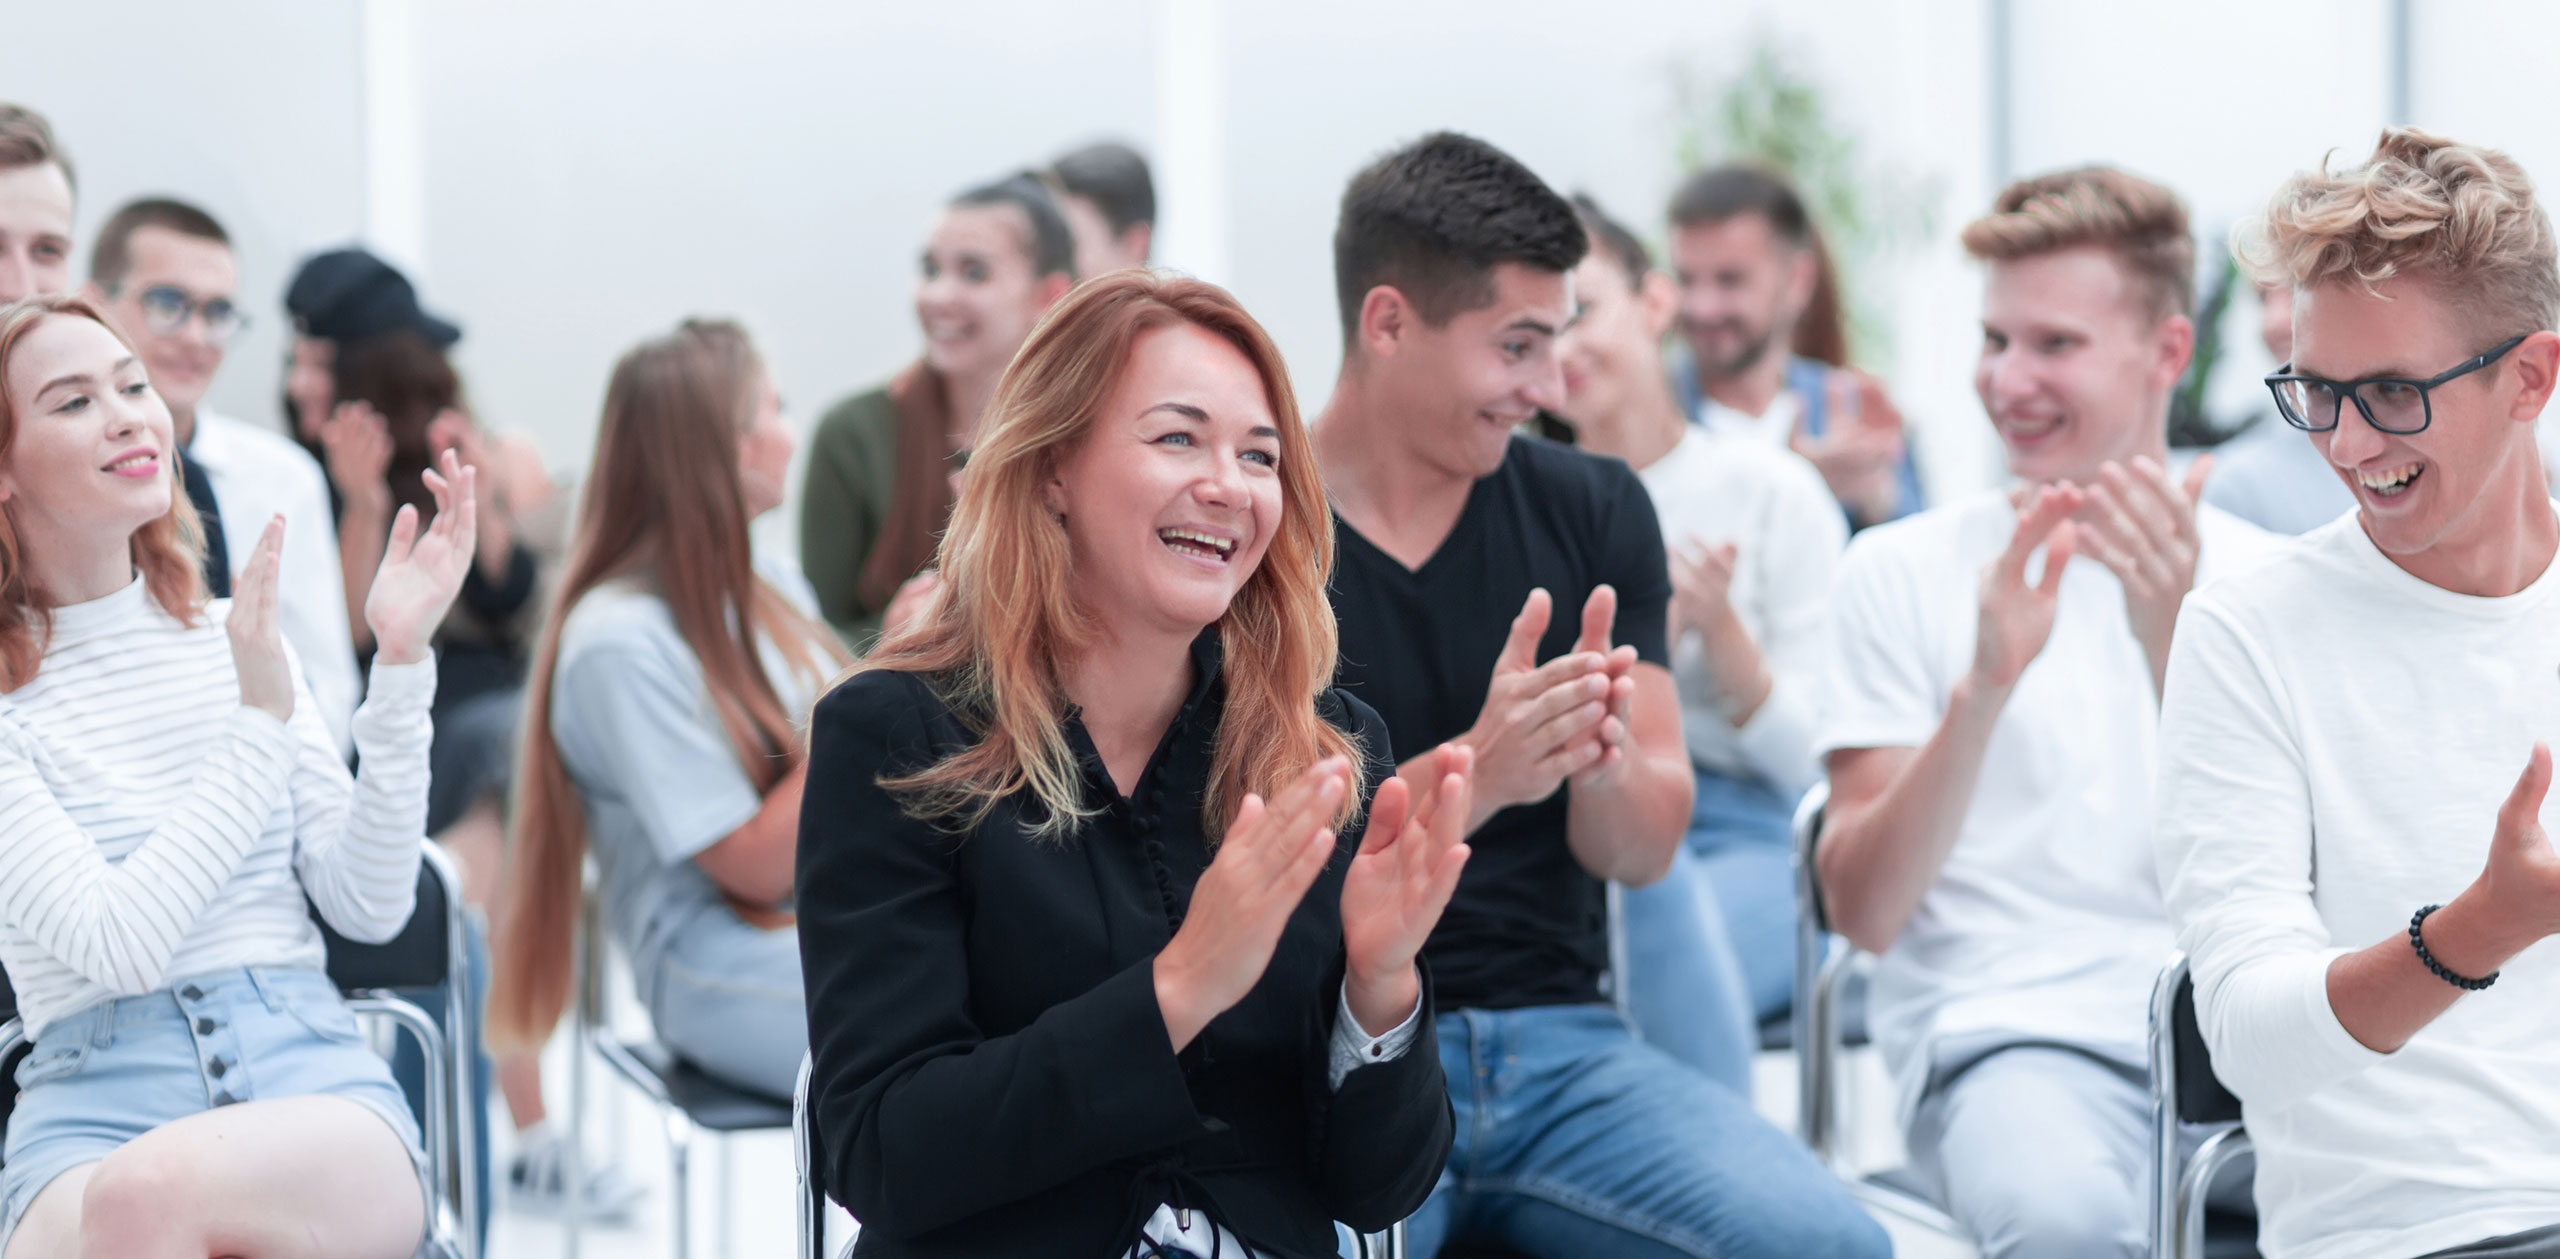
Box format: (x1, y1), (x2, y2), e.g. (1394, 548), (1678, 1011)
(1151, 0), (1229, 284)
(360, 0), (429, 277)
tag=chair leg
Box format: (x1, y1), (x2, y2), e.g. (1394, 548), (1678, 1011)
(664, 1106), (696, 1259)
(716, 1135), (736, 1259)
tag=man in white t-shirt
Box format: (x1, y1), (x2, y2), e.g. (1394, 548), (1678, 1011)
(1551, 193), (1847, 1087)
(2157, 128), (2560, 1259)
(87, 199), (358, 752)
(1817, 166), (2276, 1258)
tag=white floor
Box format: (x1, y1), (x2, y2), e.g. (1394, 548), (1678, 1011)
(480, 1032), (1974, 1259)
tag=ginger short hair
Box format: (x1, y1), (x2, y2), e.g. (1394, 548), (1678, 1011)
(1962, 165), (2194, 324)
(2239, 126), (2560, 339)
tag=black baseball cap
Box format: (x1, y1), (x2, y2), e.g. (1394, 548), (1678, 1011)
(284, 247), (461, 347)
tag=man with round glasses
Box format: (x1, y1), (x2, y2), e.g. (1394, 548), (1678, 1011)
(2157, 127), (2560, 1258)
(86, 197), (359, 750)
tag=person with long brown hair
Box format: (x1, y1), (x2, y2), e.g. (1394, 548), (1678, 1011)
(490, 318), (843, 1102)
(797, 173), (1076, 648)
(796, 272), (1470, 1257)
(0, 294), (477, 1257)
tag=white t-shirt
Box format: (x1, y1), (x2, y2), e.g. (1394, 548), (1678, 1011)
(1696, 386), (1802, 452)
(191, 407), (359, 755)
(2155, 507), (2560, 1259)
(1817, 489), (2280, 1123)
(1637, 428), (1846, 793)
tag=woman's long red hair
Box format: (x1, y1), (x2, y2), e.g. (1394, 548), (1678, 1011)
(0, 295), (207, 689)
(489, 319), (846, 1048)
(853, 270), (1364, 840)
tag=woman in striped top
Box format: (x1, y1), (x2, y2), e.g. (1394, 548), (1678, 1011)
(0, 294), (477, 1258)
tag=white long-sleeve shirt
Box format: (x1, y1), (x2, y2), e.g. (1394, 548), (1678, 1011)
(2156, 509), (2560, 1259)
(191, 407), (359, 756)
(0, 576), (435, 1038)
(1637, 428), (1846, 794)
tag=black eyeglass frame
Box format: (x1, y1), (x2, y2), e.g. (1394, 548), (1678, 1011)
(2263, 333), (2531, 435)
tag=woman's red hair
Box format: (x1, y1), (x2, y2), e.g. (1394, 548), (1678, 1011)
(854, 270), (1365, 840)
(0, 294), (208, 690)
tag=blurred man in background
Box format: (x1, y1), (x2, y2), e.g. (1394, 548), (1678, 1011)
(0, 103), (75, 304)
(87, 198), (360, 751)
(1049, 140), (1154, 278)
(1668, 164), (1921, 529)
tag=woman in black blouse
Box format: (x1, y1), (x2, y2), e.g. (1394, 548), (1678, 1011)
(797, 271), (1471, 1258)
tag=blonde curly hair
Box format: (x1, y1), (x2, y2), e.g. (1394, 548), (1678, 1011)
(2239, 127), (2560, 339)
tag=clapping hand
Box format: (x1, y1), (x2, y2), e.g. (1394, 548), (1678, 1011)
(365, 449), (480, 666)
(1565, 584), (1641, 788)
(1969, 484), (2081, 693)
(1340, 743), (1474, 1036)
(2472, 744), (2560, 946)
(1669, 539), (1740, 641)
(1794, 370), (1907, 526)
(317, 400), (394, 515)
(2073, 454), (2211, 693)
(227, 517), (294, 721)
(1459, 590), (1616, 825)
(1153, 757), (1352, 1052)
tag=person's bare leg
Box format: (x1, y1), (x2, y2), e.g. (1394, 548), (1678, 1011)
(4, 1163), (97, 1259)
(498, 1049), (546, 1129)
(47, 1095), (421, 1259)
(434, 798), (505, 911)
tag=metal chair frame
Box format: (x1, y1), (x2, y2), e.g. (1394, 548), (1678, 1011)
(2146, 955), (2255, 1259)
(0, 842), (479, 1259)
(567, 878), (793, 1259)
(1790, 782), (1970, 1242)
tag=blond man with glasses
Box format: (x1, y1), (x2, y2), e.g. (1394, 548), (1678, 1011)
(2158, 127), (2560, 1259)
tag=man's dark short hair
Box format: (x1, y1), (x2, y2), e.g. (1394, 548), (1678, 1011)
(0, 103), (74, 196)
(91, 197), (230, 289)
(953, 172), (1079, 282)
(1668, 164), (1813, 249)
(1333, 132), (1587, 341)
(1570, 194), (1652, 291)
(1050, 141), (1155, 235)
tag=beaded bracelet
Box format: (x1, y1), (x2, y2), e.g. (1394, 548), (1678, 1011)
(2409, 904), (2499, 992)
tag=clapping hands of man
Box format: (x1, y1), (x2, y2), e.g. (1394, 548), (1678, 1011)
(1449, 587), (1638, 834)
(1152, 747), (1475, 1051)
(1971, 455), (2213, 700)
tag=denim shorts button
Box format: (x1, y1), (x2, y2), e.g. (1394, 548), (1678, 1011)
(195, 1017), (218, 1035)
(179, 985), (203, 1001)
(208, 1057), (229, 1079)
(211, 1091), (240, 1107)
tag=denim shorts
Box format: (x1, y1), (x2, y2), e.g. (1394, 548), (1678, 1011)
(0, 966), (430, 1253)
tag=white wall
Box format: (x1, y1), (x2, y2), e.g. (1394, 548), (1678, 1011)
(0, 0), (368, 434)
(18, 1), (2551, 511)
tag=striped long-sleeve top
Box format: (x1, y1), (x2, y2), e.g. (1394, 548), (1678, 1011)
(0, 576), (435, 1038)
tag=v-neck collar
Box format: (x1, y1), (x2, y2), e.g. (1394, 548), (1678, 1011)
(1333, 470), (1495, 582)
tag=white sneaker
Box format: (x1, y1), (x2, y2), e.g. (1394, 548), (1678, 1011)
(507, 1130), (649, 1224)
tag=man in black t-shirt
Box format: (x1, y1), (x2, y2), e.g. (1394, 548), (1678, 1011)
(1312, 134), (1888, 1258)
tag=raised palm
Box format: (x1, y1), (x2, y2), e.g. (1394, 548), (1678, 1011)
(1340, 744), (1474, 991)
(1972, 485), (2082, 691)
(366, 449), (480, 666)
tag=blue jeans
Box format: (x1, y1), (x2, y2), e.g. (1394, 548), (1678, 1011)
(1685, 767), (1799, 1022)
(1618, 849), (1756, 1092)
(1407, 1005), (1890, 1259)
